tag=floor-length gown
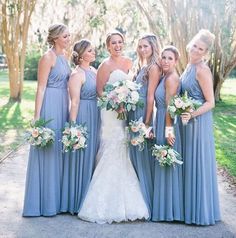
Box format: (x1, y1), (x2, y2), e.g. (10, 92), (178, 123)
(77, 69), (149, 224)
(60, 68), (100, 214)
(152, 75), (184, 221)
(127, 67), (155, 218)
(180, 64), (221, 225)
(23, 53), (70, 216)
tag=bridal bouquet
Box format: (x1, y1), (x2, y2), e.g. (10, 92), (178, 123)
(25, 119), (55, 148)
(61, 122), (88, 152)
(127, 117), (153, 151)
(152, 144), (183, 167)
(167, 91), (202, 125)
(98, 79), (143, 120)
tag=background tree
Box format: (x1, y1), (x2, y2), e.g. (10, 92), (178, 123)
(1, 0), (36, 102)
(135, 0), (236, 101)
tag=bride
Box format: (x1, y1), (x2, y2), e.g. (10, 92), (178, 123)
(77, 31), (149, 224)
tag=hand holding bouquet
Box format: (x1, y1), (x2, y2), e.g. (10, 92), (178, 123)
(152, 144), (183, 167)
(127, 117), (153, 151)
(25, 119), (55, 148)
(167, 91), (202, 125)
(61, 122), (88, 152)
(98, 79), (143, 120)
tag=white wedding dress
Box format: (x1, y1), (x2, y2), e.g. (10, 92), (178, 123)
(77, 69), (149, 224)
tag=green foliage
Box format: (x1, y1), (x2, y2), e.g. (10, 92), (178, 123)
(24, 48), (41, 81)
(91, 43), (108, 69)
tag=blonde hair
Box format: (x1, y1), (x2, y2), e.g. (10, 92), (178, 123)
(72, 39), (92, 65)
(105, 31), (124, 48)
(187, 29), (215, 52)
(47, 23), (68, 46)
(137, 33), (161, 80)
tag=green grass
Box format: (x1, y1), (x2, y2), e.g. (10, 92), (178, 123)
(213, 79), (236, 177)
(0, 73), (36, 158)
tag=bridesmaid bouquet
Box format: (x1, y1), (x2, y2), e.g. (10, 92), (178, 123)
(98, 79), (143, 120)
(127, 117), (153, 151)
(25, 119), (55, 148)
(152, 144), (183, 167)
(167, 91), (202, 125)
(61, 122), (88, 152)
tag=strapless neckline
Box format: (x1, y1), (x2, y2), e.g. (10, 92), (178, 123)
(110, 69), (129, 76)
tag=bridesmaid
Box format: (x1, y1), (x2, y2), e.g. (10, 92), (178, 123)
(23, 23), (70, 216)
(128, 34), (161, 217)
(180, 29), (221, 225)
(60, 39), (100, 214)
(152, 46), (184, 222)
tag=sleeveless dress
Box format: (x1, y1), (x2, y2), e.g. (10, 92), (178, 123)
(23, 53), (70, 216)
(152, 75), (184, 221)
(77, 69), (149, 224)
(60, 68), (100, 214)
(127, 67), (155, 218)
(180, 64), (221, 225)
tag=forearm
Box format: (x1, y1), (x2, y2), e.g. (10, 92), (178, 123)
(34, 87), (46, 120)
(144, 96), (154, 126)
(191, 101), (215, 118)
(69, 102), (79, 122)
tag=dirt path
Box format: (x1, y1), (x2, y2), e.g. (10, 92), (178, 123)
(0, 145), (235, 238)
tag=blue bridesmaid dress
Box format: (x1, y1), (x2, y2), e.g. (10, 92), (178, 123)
(60, 68), (100, 214)
(23, 52), (70, 216)
(152, 75), (184, 221)
(128, 68), (155, 218)
(180, 64), (221, 225)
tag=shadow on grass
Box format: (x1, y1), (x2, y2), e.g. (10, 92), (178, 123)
(0, 101), (27, 129)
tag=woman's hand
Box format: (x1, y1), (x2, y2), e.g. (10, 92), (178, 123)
(181, 112), (192, 124)
(167, 135), (175, 146)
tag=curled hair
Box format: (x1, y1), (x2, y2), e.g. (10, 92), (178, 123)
(47, 23), (68, 46)
(187, 29), (215, 52)
(161, 45), (180, 60)
(72, 39), (92, 65)
(105, 31), (124, 48)
(137, 33), (161, 80)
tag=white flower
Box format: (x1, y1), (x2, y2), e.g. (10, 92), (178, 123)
(130, 91), (139, 103)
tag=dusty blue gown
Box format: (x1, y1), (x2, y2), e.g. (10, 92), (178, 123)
(180, 63), (221, 225)
(152, 75), (184, 221)
(60, 68), (100, 214)
(23, 53), (70, 216)
(128, 68), (155, 218)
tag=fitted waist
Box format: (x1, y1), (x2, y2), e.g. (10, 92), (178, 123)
(80, 98), (97, 101)
(46, 86), (67, 89)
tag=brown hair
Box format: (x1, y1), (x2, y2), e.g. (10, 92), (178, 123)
(161, 45), (180, 60)
(105, 31), (124, 48)
(47, 23), (68, 46)
(72, 39), (92, 65)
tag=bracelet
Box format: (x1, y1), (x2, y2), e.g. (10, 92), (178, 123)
(165, 126), (174, 138)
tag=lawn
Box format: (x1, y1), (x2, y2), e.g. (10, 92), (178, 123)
(213, 79), (236, 177)
(0, 71), (236, 178)
(0, 70), (36, 158)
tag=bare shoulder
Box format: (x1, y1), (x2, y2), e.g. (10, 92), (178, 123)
(40, 50), (56, 67)
(149, 63), (162, 74)
(196, 63), (212, 81)
(98, 58), (112, 74)
(166, 72), (180, 85)
(123, 56), (132, 68)
(70, 68), (85, 84)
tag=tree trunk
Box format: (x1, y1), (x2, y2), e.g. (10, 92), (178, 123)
(213, 73), (224, 102)
(1, 0), (36, 102)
